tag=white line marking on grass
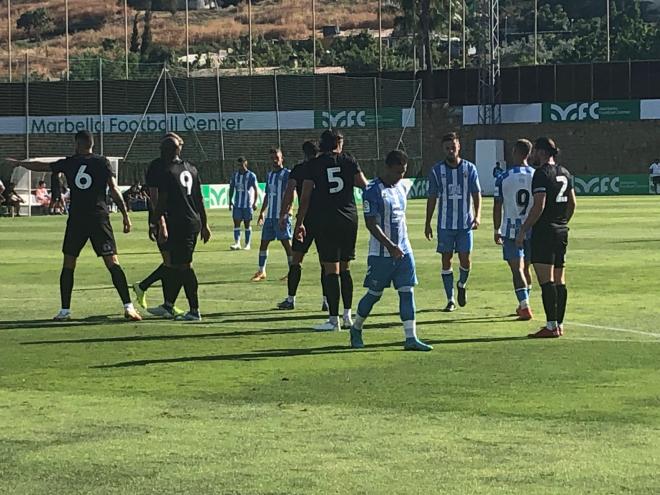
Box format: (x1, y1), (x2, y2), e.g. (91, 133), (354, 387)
(565, 322), (660, 338)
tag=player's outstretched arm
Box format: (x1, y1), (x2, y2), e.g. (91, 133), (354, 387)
(5, 158), (52, 172)
(424, 196), (436, 240)
(365, 216), (403, 259)
(354, 172), (369, 190)
(108, 177), (132, 234)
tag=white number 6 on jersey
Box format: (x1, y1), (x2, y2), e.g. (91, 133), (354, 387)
(327, 167), (344, 194)
(74, 165), (92, 190)
(180, 170), (193, 195)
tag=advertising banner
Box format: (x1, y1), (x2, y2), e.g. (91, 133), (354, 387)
(542, 101), (640, 122)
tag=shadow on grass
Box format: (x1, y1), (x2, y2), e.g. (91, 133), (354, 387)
(91, 336), (528, 369)
(0, 315), (120, 330)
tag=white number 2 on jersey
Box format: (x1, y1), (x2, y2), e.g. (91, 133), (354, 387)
(327, 167), (344, 194)
(556, 176), (569, 203)
(74, 165), (92, 190)
(180, 170), (193, 195)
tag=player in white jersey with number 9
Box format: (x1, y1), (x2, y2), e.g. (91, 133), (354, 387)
(493, 139), (535, 321)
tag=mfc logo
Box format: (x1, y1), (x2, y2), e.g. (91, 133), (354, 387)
(574, 176), (620, 194)
(550, 102), (599, 121)
(321, 110), (367, 128)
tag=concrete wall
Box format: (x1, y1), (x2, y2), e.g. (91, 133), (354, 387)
(421, 101), (658, 175)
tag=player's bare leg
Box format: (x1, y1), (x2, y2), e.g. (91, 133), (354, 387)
(529, 263), (559, 338)
(103, 254), (141, 321)
(279, 239), (293, 281)
(339, 260), (353, 328)
(230, 218), (242, 250)
(243, 219), (253, 250)
(441, 252), (456, 312)
(508, 257), (533, 320)
(554, 267), (567, 336)
(457, 251), (471, 308)
(314, 261), (341, 332)
(252, 239), (270, 281)
(54, 255), (77, 321)
(174, 262), (202, 321)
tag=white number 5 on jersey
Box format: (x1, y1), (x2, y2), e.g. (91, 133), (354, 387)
(180, 170), (193, 195)
(327, 167), (344, 194)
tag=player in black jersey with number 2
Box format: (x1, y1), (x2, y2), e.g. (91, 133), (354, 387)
(152, 136), (211, 321)
(295, 130), (368, 332)
(7, 131), (142, 321)
(516, 137), (576, 338)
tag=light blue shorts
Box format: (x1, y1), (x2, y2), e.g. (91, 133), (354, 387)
(232, 207), (253, 222)
(364, 253), (417, 292)
(262, 217), (292, 241)
(437, 229), (473, 254)
(502, 238), (531, 262)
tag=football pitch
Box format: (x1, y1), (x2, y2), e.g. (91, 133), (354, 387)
(1, 197), (659, 494)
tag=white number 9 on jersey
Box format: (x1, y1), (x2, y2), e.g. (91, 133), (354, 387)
(74, 165), (92, 190)
(327, 167), (344, 194)
(180, 170), (193, 195)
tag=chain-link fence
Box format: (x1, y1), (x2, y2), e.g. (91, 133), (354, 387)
(0, 56), (422, 186)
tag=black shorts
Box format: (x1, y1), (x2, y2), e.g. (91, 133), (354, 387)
(62, 217), (117, 258)
(531, 226), (568, 268)
(314, 219), (358, 263)
(653, 176), (660, 186)
(164, 232), (198, 265)
(292, 220), (317, 255)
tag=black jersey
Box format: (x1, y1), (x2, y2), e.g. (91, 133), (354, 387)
(532, 163), (573, 230)
(290, 160), (308, 199)
(158, 159), (202, 234)
(145, 158), (166, 189)
(50, 154), (113, 219)
(306, 152), (361, 224)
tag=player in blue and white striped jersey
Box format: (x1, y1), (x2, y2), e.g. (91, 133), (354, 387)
(229, 157), (258, 251)
(424, 132), (482, 312)
(349, 150), (432, 351)
(251, 148), (293, 281)
(493, 139), (535, 321)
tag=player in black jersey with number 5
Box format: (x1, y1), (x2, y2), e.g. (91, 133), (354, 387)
(7, 131), (142, 321)
(295, 130), (368, 332)
(516, 137), (576, 338)
(152, 136), (211, 321)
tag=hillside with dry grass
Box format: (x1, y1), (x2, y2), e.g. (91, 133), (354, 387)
(1, 0), (395, 75)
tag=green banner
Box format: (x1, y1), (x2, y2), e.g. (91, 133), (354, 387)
(543, 100), (640, 122)
(574, 175), (650, 195)
(314, 108), (403, 129)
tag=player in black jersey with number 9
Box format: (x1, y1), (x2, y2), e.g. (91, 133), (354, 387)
(7, 130), (142, 321)
(516, 137), (576, 338)
(295, 130), (368, 332)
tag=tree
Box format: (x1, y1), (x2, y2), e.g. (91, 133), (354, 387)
(130, 13), (141, 53)
(141, 9), (153, 57)
(16, 7), (53, 41)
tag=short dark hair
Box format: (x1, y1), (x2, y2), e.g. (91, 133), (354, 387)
(236, 156), (247, 164)
(163, 132), (183, 146)
(513, 139), (533, 158)
(270, 147), (282, 155)
(320, 129), (341, 152)
(75, 130), (94, 148)
(441, 132), (459, 143)
(302, 140), (319, 157)
(385, 149), (408, 167)
(534, 137), (559, 157)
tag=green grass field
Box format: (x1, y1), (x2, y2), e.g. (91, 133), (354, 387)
(1, 197), (659, 494)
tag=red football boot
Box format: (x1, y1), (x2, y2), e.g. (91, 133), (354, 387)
(516, 306), (534, 321)
(528, 326), (560, 339)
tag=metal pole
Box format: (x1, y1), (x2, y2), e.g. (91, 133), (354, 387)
(7, 0), (11, 83)
(124, 0), (129, 79)
(312, 0), (316, 74)
(248, 0), (253, 75)
(216, 66), (225, 161)
(606, 0), (611, 62)
(326, 74), (332, 124)
(25, 52), (30, 217)
(462, 0), (466, 68)
(164, 64), (169, 132)
(65, 0), (69, 80)
(274, 72), (281, 149)
(378, 0), (383, 72)
(185, 0), (190, 78)
(99, 58), (104, 155)
(373, 77), (380, 159)
(534, 0), (538, 65)
(448, 0), (452, 68)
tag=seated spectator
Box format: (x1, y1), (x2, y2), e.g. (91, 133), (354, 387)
(5, 182), (25, 217)
(649, 159), (660, 195)
(0, 178), (5, 206)
(61, 185), (70, 213)
(123, 183), (141, 212)
(35, 180), (50, 211)
(49, 172), (65, 215)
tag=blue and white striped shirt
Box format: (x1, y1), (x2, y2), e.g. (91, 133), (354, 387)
(428, 159), (481, 231)
(265, 167), (290, 220)
(363, 178), (412, 257)
(230, 170), (257, 209)
(494, 165), (535, 239)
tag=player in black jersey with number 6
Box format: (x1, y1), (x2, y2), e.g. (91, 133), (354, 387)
(295, 130), (368, 332)
(7, 131), (142, 321)
(516, 137), (576, 338)
(152, 136), (211, 321)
